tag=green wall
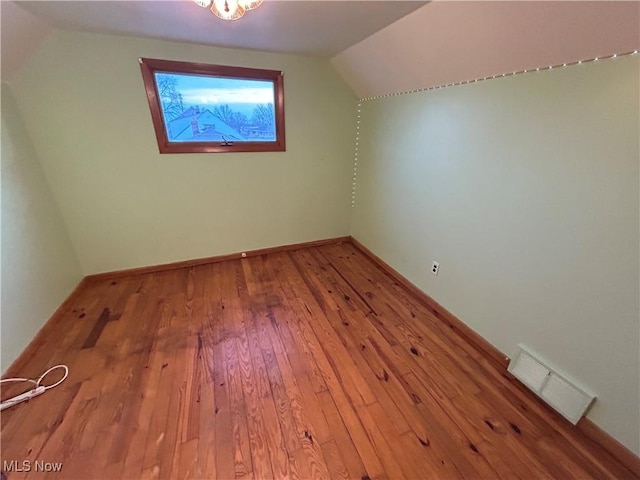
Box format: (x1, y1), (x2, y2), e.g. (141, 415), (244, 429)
(6, 26), (639, 455)
(11, 31), (357, 274)
(351, 55), (640, 454)
(1, 84), (83, 369)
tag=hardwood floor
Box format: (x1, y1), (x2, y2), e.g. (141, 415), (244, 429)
(1, 242), (636, 479)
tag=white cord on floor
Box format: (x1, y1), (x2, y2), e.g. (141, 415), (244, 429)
(0, 365), (69, 410)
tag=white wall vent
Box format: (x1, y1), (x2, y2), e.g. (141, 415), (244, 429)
(508, 345), (595, 425)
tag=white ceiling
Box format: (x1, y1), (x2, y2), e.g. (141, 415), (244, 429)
(13, 0), (427, 57)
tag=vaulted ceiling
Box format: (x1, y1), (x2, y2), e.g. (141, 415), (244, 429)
(2, 1), (638, 96)
(332, 1), (640, 97)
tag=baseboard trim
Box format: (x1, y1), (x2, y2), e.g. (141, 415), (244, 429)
(2, 277), (89, 378)
(348, 235), (640, 474)
(6, 236), (639, 473)
(85, 236), (351, 282)
(348, 236), (509, 370)
(578, 418), (640, 477)
(3, 237), (350, 377)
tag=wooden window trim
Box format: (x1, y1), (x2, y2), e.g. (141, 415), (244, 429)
(139, 57), (286, 154)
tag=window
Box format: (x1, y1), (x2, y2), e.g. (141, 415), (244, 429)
(139, 58), (285, 154)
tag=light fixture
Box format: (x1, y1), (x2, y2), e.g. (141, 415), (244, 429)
(359, 49), (638, 101)
(193, 0), (263, 20)
(211, 0), (245, 20)
(241, 0), (263, 10)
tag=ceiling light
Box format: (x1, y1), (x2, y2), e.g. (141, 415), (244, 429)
(211, 0), (245, 20)
(240, 0), (263, 10)
(193, 0), (263, 20)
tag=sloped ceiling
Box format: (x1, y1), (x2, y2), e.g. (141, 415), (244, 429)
(331, 1), (640, 98)
(3, 1), (639, 96)
(1, 1), (53, 82)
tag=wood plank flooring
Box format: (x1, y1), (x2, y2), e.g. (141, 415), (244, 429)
(1, 242), (636, 479)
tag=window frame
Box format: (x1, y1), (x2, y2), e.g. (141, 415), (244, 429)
(139, 57), (286, 154)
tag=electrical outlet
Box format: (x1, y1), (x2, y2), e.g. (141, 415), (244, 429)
(431, 261), (440, 276)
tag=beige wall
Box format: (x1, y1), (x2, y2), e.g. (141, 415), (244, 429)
(11, 31), (357, 274)
(351, 56), (640, 454)
(1, 84), (83, 371)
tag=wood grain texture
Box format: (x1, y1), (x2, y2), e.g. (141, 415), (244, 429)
(578, 418), (640, 478)
(348, 235), (640, 477)
(349, 236), (510, 371)
(84, 236), (350, 282)
(2, 277), (89, 379)
(1, 242), (637, 479)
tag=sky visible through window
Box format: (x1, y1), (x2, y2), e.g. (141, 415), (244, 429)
(154, 72), (276, 143)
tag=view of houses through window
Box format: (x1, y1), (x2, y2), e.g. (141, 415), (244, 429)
(154, 72), (277, 143)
